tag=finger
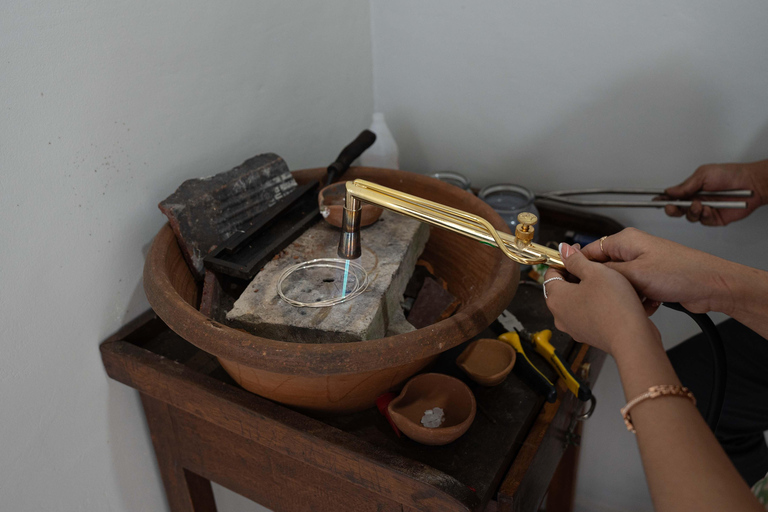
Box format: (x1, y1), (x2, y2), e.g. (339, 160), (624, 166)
(665, 168), (705, 198)
(559, 242), (598, 280)
(699, 205), (725, 227)
(664, 204), (685, 217)
(685, 199), (702, 223)
(581, 233), (628, 263)
(581, 237), (611, 263)
(542, 266), (571, 301)
(602, 260), (637, 286)
(544, 266), (567, 280)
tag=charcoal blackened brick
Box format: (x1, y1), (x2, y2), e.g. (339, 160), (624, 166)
(159, 153), (296, 279)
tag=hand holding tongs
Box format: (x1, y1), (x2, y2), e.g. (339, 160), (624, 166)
(537, 188), (753, 209)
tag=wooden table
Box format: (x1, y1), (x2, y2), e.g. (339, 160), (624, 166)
(100, 204), (620, 512)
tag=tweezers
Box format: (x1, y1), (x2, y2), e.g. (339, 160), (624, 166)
(537, 188), (753, 208)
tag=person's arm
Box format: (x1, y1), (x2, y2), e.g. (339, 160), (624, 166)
(544, 244), (763, 512)
(581, 228), (768, 339)
(664, 159), (768, 225)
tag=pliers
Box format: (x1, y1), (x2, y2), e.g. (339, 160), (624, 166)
(497, 311), (593, 404)
(537, 188), (752, 209)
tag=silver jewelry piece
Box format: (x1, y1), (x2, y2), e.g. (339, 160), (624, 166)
(542, 276), (565, 299)
(278, 258), (368, 307)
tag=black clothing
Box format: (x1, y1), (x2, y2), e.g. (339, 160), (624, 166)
(668, 319), (768, 486)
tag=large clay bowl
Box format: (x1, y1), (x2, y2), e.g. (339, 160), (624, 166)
(144, 167), (519, 413)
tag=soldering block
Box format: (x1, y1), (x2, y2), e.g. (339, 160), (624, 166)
(226, 211), (430, 343)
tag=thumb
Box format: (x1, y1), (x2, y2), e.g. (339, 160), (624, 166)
(559, 243), (595, 280)
(665, 170), (704, 198)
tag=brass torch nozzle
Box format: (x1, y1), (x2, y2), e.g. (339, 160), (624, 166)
(337, 194), (362, 259)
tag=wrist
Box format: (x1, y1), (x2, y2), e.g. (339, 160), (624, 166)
(746, 159), (768, 205)
(610, 321), (663, 365)
(611, 330), (681, 400)
(721, 262), (768, 324)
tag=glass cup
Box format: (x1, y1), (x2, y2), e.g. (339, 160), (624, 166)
(429, 172), (472, 192)
(478, 184), (540, 243)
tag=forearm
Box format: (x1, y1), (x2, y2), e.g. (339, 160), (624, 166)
(718, 261), (768, 339)
(612, 332), (762, 512)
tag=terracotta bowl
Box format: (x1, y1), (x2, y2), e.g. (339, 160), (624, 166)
(143, 167), (519, 413)
(388, 373), (476, 445)
(456, 338), (516, 386)
(319, 181), (383, 228)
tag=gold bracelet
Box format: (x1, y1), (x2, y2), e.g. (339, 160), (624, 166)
(621, 385), (696, 434)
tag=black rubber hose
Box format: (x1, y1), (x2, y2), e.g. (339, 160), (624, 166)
(663, 302), (727, 433)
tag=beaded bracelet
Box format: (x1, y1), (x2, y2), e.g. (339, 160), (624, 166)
(620, 385), (696, 434)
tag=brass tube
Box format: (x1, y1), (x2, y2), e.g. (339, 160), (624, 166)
(338, 179), (564, 269)
(338, 196), (362, 259)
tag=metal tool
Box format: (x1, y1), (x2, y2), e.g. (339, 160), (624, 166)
(537, 188), (752, 209)
(497, 311), (594, 405)
(337, 179), (564, 268)
(498, 330), (558, 403)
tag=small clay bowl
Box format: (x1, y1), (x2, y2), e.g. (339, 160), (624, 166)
(456, 338), (516, 386)
(387, 373), (476, 445)
(318, 181), (383, 228)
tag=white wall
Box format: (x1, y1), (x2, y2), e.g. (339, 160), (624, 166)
(4, 2), (766, 510)
(369, 2), (768, 511)
(0, 1), (372, 511)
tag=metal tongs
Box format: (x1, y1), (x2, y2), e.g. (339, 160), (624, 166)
(537, 188), (753, 208)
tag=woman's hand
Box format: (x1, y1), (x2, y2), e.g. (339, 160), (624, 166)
(580, 228), (737, 316)
(663, 160), (768, 225)
(543, 242), (661, 357)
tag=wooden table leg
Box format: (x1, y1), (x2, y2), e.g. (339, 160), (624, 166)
(141, 394), (217, 512)
(544, 426), (582, 512)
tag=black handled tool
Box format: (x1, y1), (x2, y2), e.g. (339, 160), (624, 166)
(325, 129), (376, 186)
(204, 130), (376, 279)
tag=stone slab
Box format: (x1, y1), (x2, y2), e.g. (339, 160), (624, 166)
(226, 211), (430, 343)
(159, 153), (297, 279)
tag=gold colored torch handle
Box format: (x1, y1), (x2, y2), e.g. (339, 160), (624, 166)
(343, 179), (564, 269)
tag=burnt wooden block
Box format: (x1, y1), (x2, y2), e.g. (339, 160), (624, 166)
(406, 277), (461, 329)
(159, 153), (297, 279)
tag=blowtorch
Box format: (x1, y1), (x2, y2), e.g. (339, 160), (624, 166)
(336, 179), (726, 433)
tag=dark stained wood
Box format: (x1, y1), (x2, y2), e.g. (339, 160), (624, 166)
(102, 339), (474, 511)
(141, 394), (217, 512)
(174, 407), (405, 512)
(143, 168), (519, 377)
(104, 193), (621, 512)
(496, 343), (607, 512)
(320, 283), (572, 511)
(546, 425), (582, 512)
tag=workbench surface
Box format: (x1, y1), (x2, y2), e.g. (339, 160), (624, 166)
(100, 203), (620, 512)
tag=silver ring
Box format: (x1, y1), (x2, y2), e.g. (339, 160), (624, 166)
(542, 276), (565, 299)
(277, 258), (368, 307)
